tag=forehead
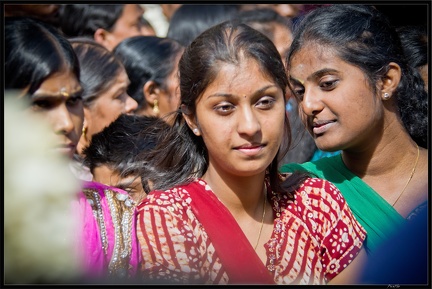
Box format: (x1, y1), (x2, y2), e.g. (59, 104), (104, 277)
(34, 70), (81, 94)
(204, 57), (277, 94)
(290, 44), (340, 73)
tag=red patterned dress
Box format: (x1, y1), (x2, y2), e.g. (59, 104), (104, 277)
(136, 177), (366, 284)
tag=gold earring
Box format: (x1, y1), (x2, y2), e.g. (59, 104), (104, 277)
(82, 126), (87, 137)
(153, 99), (160, 115)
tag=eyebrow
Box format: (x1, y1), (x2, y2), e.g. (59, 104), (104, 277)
(290, 68), (339, 85)
(207, 85), (279, 98)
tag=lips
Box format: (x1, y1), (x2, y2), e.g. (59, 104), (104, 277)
(311, 120), (335, 135)
(234, 143), (265, 156)
(55, 143), (76, 158)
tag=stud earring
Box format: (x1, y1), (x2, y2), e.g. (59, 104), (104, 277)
(193, 128), (199, 135)
(383, 92), (391, 100)
(153, 99), (160, 115)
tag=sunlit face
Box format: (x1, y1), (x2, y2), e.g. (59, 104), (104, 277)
(92, 165), (146, 204)
(289, 44), (384, 152)
(27, 69), (84, 159)
(85, 69), (137, 138)
(157, 52), (182, 117)
(188, 57), (286, 178)
(104, 4), (146, 51)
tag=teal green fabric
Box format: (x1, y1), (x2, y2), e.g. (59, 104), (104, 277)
(280, 155), (406, 254)
(310, 149), (341, 162)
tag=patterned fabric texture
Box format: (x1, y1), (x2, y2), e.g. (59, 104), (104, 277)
(73, 181), (140, 280)
(136, 177), (366, 284)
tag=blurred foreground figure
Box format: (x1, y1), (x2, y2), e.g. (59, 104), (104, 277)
(4, 95), (82, 284)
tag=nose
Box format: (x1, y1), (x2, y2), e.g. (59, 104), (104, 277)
(53, 104), (75, 135)
(237, 106), (261, 136)
(125, 94), (138, 114)
(301, 89), (323, 117)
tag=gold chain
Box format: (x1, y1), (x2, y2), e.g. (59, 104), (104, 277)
(254, 188), (267, 251)
(392, 144), (420, 207)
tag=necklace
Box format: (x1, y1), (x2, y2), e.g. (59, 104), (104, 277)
(392, 144), (420, 207)
(254, 189), (267, 251)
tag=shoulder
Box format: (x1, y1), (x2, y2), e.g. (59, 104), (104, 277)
(280, 162), (308, 173)
(280, 155), (341, 175)
(294, 177), (347, 210)
(137, 180), (200, 213)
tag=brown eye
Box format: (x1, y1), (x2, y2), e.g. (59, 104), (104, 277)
(32, 98), (56, 110)
(320, 80), (338, 90)
(256, 97), (275, 109)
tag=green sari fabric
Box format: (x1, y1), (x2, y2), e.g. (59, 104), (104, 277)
(280, 155), (406, 254)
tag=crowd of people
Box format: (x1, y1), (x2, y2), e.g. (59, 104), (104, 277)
(4, 3), (429, 285)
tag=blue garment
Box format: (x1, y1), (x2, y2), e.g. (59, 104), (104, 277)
(360, 203), (428, 284)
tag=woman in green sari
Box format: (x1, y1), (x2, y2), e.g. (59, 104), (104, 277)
(280, 4), (428, 254)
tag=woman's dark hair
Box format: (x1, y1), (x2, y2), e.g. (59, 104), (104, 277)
(113, 36), (184, 111)
(286, 4), (428, 148)
(396, 25), (428, 71)
(69, 38), (125, 107)
(57, 4), (124, 38)
(5, 17), (80, 96)
(82, 114), (169, 193)
(141, 20), (308, 197)
(167, 4), (240, 47)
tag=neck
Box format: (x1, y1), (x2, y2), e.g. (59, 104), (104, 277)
(342, 131), (419, 178)
(202, 167), (266, 216)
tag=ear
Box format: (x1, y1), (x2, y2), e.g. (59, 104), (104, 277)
(143, 81), (161, 105)
(380, 62), (402, 99)
(94, 28), (107, 44)
(182, 110), (201, 136)
(93, 28), (115, 49)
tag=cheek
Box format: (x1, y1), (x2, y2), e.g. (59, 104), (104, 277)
(268, 111), (286, 142)
(90, 100), (120, 130)
(199, 118), (234, 152)
(103, 98), (124, 116)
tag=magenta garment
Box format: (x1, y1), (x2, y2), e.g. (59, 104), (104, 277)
(72, 181), (140, 280)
